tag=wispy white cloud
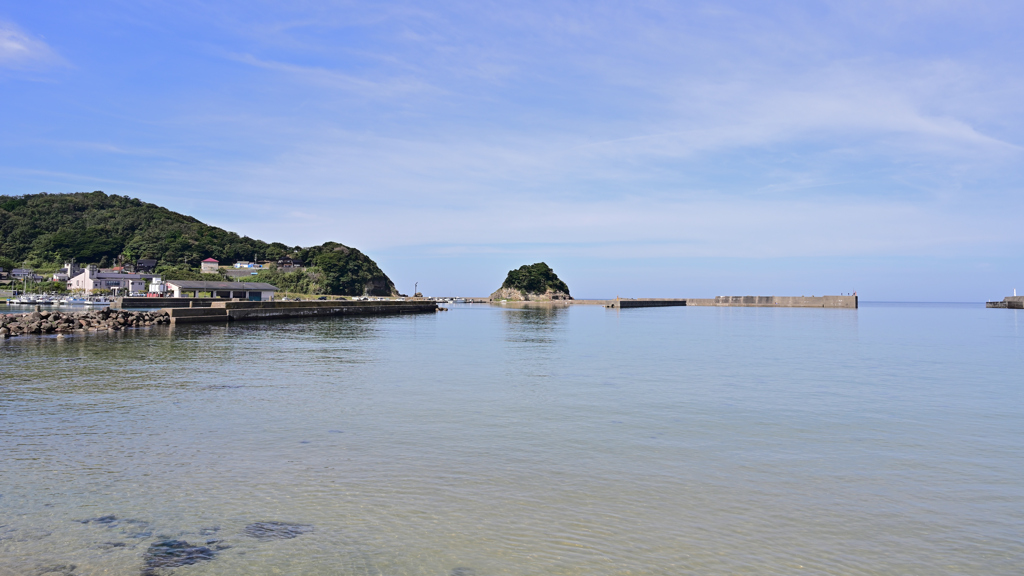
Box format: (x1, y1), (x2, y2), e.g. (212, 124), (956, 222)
(4, 1), (1024, 294)
(227, 52), (438, 97)
(0, 21), (64, 70)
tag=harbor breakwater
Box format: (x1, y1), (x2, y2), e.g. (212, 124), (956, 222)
(112, 297), (229, 309)
(1, 300), (438, 338)
(1, 308), (170, 338)
(986, 296), (1024, 309)
(166, 299), (438, 324)
(613, 295), (858, 309)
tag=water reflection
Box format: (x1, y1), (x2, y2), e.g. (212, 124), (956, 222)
(1, 304), (1023, 575)
(498, 302), (569, 345)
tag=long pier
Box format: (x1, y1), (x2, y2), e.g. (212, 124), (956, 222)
(986, 296), (1023, 309)
(165, 299), (438, 324)
(113, 297), (229, 309)
(611, 295), (858, 309)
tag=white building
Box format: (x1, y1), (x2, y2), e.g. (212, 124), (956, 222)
(148, 278), (167, 295)
(52, 261), (84, 282)
(67, 265), (154, 295)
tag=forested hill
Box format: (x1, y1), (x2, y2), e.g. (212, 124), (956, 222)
(0, 191), (397, 296)
(501, 262), (571, 296)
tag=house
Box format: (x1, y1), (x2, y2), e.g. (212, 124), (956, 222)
(164, 280), (278, 301)
(200, 258), (220, 273)
(277, 257), (303, 270)
(11, 268), (44, 282)
(67, 265), (155, 295)
(52, 262), (84, 282)
(136, 259), (158, 272)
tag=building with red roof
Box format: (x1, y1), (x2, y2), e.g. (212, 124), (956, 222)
(200, 258), (220, 273)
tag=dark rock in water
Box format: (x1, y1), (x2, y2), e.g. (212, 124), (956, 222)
(450, 568), (477, 576)
(78, 515), (118, 525)
(97, 541), (128, 550)
(116, 519), (152, 538)
(244, 521), (314, 540)
(142, 540), (216, 574)
(205, 539), (230, 550)
(35, 564), (76, 576)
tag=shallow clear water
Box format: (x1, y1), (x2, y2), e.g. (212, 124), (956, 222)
(1, 302), (1022, 575)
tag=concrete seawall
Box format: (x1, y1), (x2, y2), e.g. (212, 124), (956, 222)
(113, 297), (229, 309)
(987, 296), (1024, 309)
(613, 295), (857, 309)
(616, 299), (688, 308)
(166, 300), (438, 324)
(704, 295), (857, 308)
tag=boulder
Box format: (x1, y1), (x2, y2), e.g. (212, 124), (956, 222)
(243, 521), (314, 540)
(142, 539), (217, 574)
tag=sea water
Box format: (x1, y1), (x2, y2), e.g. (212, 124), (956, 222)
(1, 302), (1022, 575)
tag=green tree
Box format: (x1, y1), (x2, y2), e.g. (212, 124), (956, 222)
(501, 262), (571, 296)
(0, 191), (397, 296)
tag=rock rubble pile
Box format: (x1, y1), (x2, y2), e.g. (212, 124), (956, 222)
(0, 307), (170, 339)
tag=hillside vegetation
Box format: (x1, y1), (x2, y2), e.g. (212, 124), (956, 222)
(0, 191), (397, 296)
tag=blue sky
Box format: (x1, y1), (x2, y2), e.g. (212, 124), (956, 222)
(2, 1), (1022, 300)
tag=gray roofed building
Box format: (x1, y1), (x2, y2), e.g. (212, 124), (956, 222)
(164, 280), (278, 301)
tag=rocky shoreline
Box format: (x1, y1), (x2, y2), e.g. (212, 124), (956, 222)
(1, 307), (171, 339)
(489, 287), (572, 301)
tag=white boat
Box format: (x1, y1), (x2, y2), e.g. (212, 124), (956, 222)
(61, 297), (89, 305)
(83, 297), (111, 307)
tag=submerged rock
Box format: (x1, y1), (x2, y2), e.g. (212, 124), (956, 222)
(243, 521), (314, 540)
(35, 564), (76, 576)
(77, 515), (118, 525)
(142, 539), (217, 574)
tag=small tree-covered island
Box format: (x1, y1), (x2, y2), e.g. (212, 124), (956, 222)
(0, 191), (398, 296)
(490, 262), (572, 301)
